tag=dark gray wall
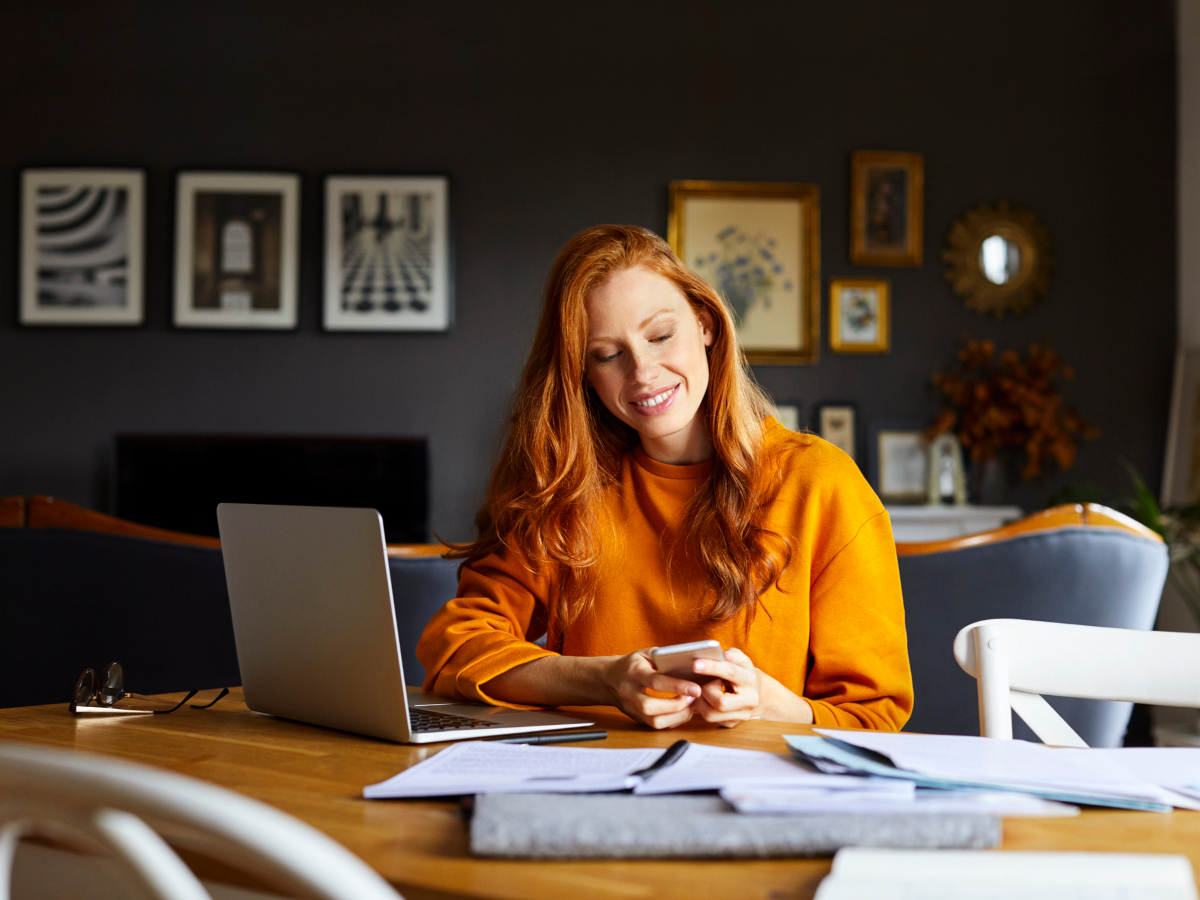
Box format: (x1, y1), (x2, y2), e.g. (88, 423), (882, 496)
(0, 1), (1176, 540)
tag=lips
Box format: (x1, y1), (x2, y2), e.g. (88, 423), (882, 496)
(629, 384), (679, 417)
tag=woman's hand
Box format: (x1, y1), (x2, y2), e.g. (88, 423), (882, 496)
(602, 649), (702, 730)
(690, 648), (814, 727)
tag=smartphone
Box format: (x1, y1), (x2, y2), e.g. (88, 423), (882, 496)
(649, 640), (725, 684)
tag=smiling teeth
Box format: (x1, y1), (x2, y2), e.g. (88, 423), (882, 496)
(634, 388), (674, 407)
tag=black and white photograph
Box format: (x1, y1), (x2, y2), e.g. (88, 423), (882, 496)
(173, 172), (299, 329)
(324, 176), (451, 331)
(20, 169), (144, 325)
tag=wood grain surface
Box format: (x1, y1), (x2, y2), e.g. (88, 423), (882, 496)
(2, 690), (1199, 899)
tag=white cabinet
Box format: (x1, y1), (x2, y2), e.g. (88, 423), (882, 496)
(886, 505), (1024, 542)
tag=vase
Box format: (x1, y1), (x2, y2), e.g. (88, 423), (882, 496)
(969, 457), (1006, 506)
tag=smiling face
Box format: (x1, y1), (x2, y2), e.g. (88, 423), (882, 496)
(584, 266), (715, 465)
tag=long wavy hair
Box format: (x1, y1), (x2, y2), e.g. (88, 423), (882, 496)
(450, 225), (792, 626)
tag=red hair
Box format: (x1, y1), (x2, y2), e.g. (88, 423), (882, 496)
(450, 225), (791, 625)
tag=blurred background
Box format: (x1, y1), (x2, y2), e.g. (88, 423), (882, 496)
(0, 0), (1184, 541)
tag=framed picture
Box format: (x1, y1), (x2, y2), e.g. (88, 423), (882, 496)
(1162, 348), (1200, 506)
(773, 403), (801, 433)
(20, 168), (145, 326)
(849, 151), (923, 267)
(173, 172), (300, 329)
(668, 180), (820, 365)
(871, 426), (928, 503)
(814, 403), (857, 461)
(324, 175), (452, 331)
(829, 278), (890, 353)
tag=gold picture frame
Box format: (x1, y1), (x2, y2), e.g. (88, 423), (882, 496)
(850, 151), (923, 267)
(668, 180), (820, 365)
(829, 278), (890, 353)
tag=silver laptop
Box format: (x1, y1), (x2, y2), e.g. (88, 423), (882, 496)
(216, 503), (594, 743)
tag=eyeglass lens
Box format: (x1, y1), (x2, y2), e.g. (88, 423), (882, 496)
(97, 662), (125, 707)
(73, 668), (96, 708)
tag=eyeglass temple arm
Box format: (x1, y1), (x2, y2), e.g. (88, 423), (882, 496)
(190, 687), (230, 709)
(151, 690), (199, 714)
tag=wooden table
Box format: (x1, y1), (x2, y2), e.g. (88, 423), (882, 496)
(3, 690), (1200, 900)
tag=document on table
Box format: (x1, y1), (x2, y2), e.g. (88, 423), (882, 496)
(722, 786), (1077, 817)
(629, 743), (905, 795)
(363, 740), (910, 800)
(363, 742), (662, 798)
(814, 848), (1199, 900)
(792, 729), (1200, 811)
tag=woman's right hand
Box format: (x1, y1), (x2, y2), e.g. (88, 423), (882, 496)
(602, 649), (702, 730)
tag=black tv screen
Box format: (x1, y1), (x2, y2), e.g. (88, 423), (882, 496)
(114, 435), (429, 543)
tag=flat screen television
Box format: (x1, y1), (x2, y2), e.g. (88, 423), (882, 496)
(114, 435), (429, 544)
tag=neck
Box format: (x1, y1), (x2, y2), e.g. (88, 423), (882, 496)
(640, 425), (714, 466)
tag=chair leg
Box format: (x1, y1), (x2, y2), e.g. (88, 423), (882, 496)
(974, 623), (1013, 739)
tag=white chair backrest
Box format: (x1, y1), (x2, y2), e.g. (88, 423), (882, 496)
(953, 619), (1200, 748)
(0, 741), (401, 900)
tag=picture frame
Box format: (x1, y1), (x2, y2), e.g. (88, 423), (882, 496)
(323, 175), (452, 331)
(773, 403), (801, 433)
(20, 168), (145, 326)
(1162, 347), (1200, 506)
(829, 278), (890, 353)
(870, 424), (928, 503)
(849, 151), (923, 267)
(813, 403), (857, 461)
(173, 171), (300, 329)
(668, 180), (820, 365)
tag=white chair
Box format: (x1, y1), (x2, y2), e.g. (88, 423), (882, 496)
(953, 618), (1200, 748)
(0, 741), (403, 900)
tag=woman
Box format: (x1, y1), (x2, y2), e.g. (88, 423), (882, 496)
(417, 225), (912, 730)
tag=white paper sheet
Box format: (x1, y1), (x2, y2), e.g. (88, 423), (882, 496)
(815, 848), (1199, 900)
(632, 743), (902, 795)
(363, 741), (662, 798)
(814, 728), (1191, 806)
(722, 786), (1077, 817)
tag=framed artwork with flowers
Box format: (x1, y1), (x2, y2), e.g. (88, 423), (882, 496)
(849, 151), (923, 266)
(668, 180), (820, 365)
(829, 278), (890, 353)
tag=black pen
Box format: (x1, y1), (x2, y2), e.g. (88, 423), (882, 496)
(490, 730), (608, 745)
(627, 739), (690, 778)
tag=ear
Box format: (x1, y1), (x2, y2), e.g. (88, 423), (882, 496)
(698, 308), (716, 348)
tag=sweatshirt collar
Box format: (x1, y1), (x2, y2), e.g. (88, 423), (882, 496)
(632, 444), (713, 480)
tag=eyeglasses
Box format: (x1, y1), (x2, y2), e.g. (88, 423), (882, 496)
(70, 662), (229, 716)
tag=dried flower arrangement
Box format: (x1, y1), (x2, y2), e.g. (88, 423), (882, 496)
(928, 338), (1097, 480)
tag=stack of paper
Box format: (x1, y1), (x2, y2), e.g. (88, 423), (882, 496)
(364, 740), (894, 799)
(787, 729), (1200, 812)
(722, 786), (1076, 817)
(814, 848), (1199, 900)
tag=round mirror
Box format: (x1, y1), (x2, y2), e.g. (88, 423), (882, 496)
(942, 202), (1053, 318)
(980, 234), (1019, 285)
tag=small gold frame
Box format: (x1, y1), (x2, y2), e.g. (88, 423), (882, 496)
(668, 180), (820, 366)
(829, 278), (890, 353)
(850, 151), (923, 267)
(942, 201), (1054, 318)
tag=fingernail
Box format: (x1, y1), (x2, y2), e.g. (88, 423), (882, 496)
(694, 661), (708, 673)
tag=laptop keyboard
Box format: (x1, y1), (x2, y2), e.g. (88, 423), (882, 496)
(409, 707), (505, 733)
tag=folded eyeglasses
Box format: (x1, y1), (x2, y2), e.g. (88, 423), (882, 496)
(70, 662), (229, 716)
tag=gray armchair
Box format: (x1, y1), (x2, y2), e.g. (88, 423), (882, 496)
(898, 504), (1168, 747)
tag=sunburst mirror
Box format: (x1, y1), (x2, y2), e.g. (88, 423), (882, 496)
(942, 201), (1053, 318)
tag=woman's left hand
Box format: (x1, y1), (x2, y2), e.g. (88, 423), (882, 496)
(690, 648), (813, 727)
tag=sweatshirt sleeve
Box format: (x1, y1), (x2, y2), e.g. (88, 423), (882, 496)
(804, 510), (914, 731)
(415, 548), (560, 709)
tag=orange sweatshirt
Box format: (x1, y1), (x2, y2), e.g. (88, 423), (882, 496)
(417, 420), (913, 730)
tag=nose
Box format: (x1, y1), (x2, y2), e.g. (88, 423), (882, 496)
(627, 347), (659, 385)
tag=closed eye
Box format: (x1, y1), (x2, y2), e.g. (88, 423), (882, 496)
(593, 350), (620, 363)
(650, 331), (675, 344)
